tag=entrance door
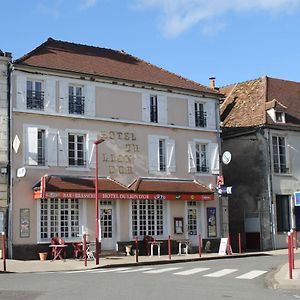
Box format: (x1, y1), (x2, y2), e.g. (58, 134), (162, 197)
(187, 202), (200, 246)
(100, 201), (115, 250)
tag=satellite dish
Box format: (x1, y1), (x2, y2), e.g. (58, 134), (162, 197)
(17, 167), (26, 178)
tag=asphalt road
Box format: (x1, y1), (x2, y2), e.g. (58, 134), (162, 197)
(0, 254), (299, 300)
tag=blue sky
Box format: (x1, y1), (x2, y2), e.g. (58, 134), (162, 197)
(2, 0), (300, 87)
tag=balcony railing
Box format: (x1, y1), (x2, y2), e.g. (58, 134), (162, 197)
(195, 111), (207, 127)
(196, 165), (209, 173)
(27, 90), (44, 110)
(69, 96), (85, 115)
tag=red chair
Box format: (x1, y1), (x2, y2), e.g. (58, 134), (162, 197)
(50, 237), (66, 259)
(72, 242), (83, 259)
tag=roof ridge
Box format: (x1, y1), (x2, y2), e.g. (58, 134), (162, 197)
(220, 76), (264, 89)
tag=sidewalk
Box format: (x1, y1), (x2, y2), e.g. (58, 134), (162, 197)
(1, 249), (299, 290)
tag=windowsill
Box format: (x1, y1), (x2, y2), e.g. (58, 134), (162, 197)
(66, 166), (90, 172)
(25, 165), (49, 169)
(273, 172), (292, 177)
(37, 239), (81, 244)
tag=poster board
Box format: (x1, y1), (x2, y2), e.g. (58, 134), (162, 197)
(218, 238), (228, 255)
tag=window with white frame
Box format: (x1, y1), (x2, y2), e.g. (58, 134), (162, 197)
(68, 133), (86, 167)
(195, 143), (209, 173)
(150, 95), (158, 123)
(148, 135), (175, 174)
(40, 198), (79, 240)
(27, 80), (44, 110)
(132, 199), (164, 237)
(194, 102), (207, 127)
(69, 85), (85, 115)
(272, 136), (289, 174)
(26, 127), (46, 166)
(142, 93), (167, 124)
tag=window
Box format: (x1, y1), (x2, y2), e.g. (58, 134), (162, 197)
(132, 199), (164, 237)
(159, 139), (166, 171)
(148, 135), (175, 174)
(195, 102), (207, 127)
(68, 133), (86, 167)
(272, 136), (288, 174)
(27, 80), (44, 110)
(195, 143), (209, 173)
(276, 195), (290, 232)
(37, 129), (46, 166)
(275, 112), (285, 123)
(26, 127), (47, 166)
(150, 95), (158, 123)
(40, 198), (79, 240)
(69, 85), (85, 115)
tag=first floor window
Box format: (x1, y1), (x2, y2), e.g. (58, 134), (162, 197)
(40, 198), (79, 240)
(276, 195), (290, 232)
(272, 136), (288, 174)
(37, 129), (45, 165)
(68, 133), (86, 167)
(195, 143), (208, 173)
(132, 199), (164, 237)
(159, 139), (166, 171)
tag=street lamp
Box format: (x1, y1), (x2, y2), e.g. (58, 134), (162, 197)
(94, 138), (105, 265)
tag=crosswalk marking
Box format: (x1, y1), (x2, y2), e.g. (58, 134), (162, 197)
(204, 269), (238, 278)
(93, 267), (132, 273)
(118, 267), (154, 273)
(236, 270), (267, 280)
(143, 267), (181, 274)
(174, 268), (211, 276)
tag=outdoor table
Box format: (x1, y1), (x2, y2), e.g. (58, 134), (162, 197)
(177, 239), (190, 255)
(150, 241), (163, 257)
(49, 244), (68, 261)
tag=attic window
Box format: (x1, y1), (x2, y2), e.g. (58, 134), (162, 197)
(275, 111), (285, 123)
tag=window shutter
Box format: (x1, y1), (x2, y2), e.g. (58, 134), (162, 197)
(208, 143), (219, 174)
(188, 141), (196, 173)
(59, 80), (69, 114)
(158, 95), (167, 124)
(142, 93), (150, 122)
(27, 127), (38, 165)
(84, 85), (95, 117)
(167, 139), (176, 173)
(88, 132), (97, 168)
(206, 100), (216, 129)
(16, 74), (27, 110)
(148, 135), (159, 173)
(45, 79), (56, 113)
(47, 128), (58, 166)
(188, 98), (195, 127)
(58, 131), (68, 167)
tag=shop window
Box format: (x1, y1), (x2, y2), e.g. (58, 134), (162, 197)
(276, 195), (290, 232)
(131, 199), (164, 237)
(40, 198), (79, 240)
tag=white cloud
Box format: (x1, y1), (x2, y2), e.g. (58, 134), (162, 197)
(135, 0), (300, 37)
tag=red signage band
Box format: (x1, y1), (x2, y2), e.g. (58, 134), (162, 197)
(34, 191), (214, 201)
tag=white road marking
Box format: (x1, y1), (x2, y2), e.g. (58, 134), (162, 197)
(92, 267), (132, 273)
(144, 267), (181, 274)
(173, 268), (211, 276)
(236, 270), (267, 279)
(204, 269), (238, 278)
(118, 267), (155, 273)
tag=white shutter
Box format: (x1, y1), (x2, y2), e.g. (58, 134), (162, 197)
(45, 79), (56, 113)
(58, 131), (68, 167)
(206, 100), (216, 129)
(16, 74), (27, 110)
(158, 95), (167, 124)
(84, 85), (95, 117)
(208, 143), (219, 174)
(88, 132), (98, 168)
(148, 135), (159, 173)
(27, 127), (38, 165)
(167, 139), (176, 173)
(47, 128), (58, 166)
(188, 98), (195, 127)
(142, 93), (150, 122)
(188, 141), (196, 173)
(59, 80), (69, 114)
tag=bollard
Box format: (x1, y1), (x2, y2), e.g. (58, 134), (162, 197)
(288, 232), (293, 279)
(227, 233), (232, 255)
(135, 237), (139, 263)
(198, 234), (202, 257)
(168, 235), (171, 260)
(238, 233), (242, 254)
(1, 232), (6, 272)
(83, 233), (87, 267)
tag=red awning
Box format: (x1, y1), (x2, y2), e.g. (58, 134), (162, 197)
(33, 175), (214, 201)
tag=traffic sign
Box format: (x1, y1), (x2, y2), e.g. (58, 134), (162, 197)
(217, 186), (233, 195)
(295, 192), (300, 206)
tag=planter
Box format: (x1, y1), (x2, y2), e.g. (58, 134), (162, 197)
(39, 252), (48, 261)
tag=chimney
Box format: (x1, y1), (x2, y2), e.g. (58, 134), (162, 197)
(209, 77), (216, 89)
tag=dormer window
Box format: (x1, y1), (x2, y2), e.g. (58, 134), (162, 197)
(275, 111), (285, 123)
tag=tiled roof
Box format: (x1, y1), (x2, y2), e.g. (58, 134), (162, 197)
(15, 38), (220, 95)
(128, 178), (213, 194)
(220, 76), (300, 128)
